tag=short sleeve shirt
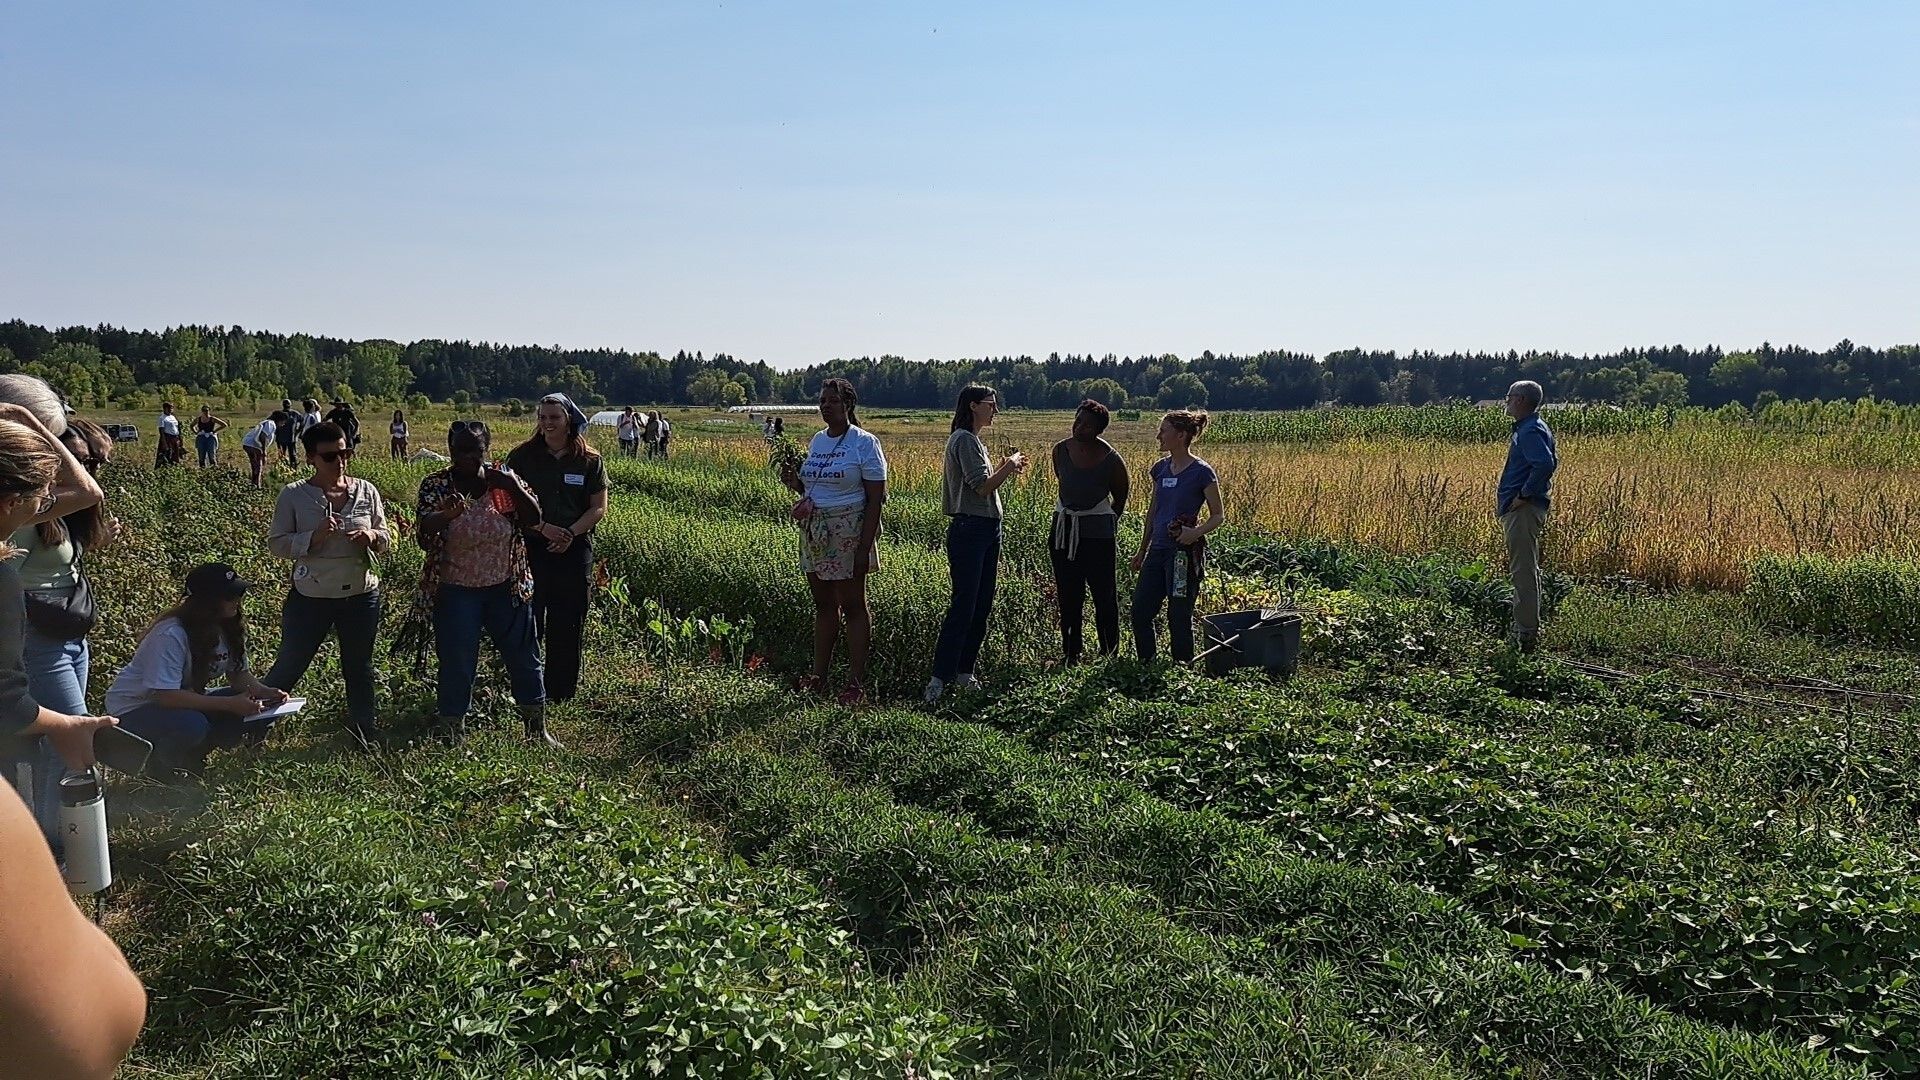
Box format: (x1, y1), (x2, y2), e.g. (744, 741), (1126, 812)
(105, 619), (234, 715)
(1146, 457), (1218, 550)
(158, 415), (181, 437)
(505, 445), (608, 531)
(800, 426), (887, 511)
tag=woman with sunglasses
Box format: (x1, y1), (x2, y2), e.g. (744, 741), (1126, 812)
(260, 422), (391, 745)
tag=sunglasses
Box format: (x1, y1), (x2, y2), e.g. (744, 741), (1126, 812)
(318, 448), (355, 463)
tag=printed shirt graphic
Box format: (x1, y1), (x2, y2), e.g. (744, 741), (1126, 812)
(799, 426), (887, 511)
(413, 469), (535, 603)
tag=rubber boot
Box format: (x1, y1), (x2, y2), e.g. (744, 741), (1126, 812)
(522, 705), (562, 749)
(434, 716), (465, 745)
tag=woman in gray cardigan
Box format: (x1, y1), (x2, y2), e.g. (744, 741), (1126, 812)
(924, 385), (1027, 704)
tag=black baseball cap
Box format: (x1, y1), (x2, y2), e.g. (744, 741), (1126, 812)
(185, 562), (251, 599)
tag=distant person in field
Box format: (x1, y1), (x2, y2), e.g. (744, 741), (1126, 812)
(240, 413), (276, 488)
(772, 416), (784, 438)
(924, 385), (1027, 704)
(272, 397), (301, 466)
(0, 782), (147, 1080)
(506, 395), (607, 706)
(325, 399), (361, 449)
(192, 406), (227, 468)
(1130, 409), (1223, 663)
(413, 421), (555, 746)
(1498, 380), (1558, 654)
(1050, 399), (1130, 664)
(262, 421), (391, 745)
(780, 378), (886, 706)
(655, 412), (672, 458)
(302, 397), (324, 437)
(156, 402), (184, 466)
(104, 563), (289, 777)
(389, 409), (409, 460)
(616, 406), (642, 458)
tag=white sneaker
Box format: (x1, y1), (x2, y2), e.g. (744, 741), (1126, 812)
(922, 677), (945, 704)
(953, 673), (981, 692)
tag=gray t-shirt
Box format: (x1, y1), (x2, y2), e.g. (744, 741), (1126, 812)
(942, 429), (1000, 519)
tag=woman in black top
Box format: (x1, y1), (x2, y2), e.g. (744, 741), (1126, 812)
(193, 406), (227, 468)
(504, 394), (608, 702)
(1049, 400), (1130, 663)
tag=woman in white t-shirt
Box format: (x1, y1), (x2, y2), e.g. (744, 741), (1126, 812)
(389, 409), (410, 461)
(778, 378), (886, 705)
(156, 403), (185, 466)
(240, 416), (276, 487)
(106, 562), (288, 775)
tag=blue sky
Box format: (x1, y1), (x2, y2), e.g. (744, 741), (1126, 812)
(2, 2), (1914, 366)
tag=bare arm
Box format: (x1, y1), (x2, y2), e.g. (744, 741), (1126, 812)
(0, 784), (147, 1080)
(0, 407), (103, 526)
(1109, 451), (1131, 517)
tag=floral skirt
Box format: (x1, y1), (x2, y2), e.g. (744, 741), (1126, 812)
(799, 504), (879, 581)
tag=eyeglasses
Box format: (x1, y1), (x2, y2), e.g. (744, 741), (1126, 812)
(318, 448), (355, 463)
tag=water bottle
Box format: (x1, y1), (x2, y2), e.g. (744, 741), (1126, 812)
(59, 770), (111, 895)
(1172, 548), (1190, 599)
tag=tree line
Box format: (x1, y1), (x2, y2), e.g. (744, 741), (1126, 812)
(2, 318), (1916, 412)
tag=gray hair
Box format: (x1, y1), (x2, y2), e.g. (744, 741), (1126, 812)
(1507, 380), (1544, 409)
(0, 374), (70, 437)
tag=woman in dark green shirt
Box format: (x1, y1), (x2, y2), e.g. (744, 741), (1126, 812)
(504, 394), (607, 703)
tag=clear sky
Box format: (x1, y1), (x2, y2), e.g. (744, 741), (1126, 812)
(2, 1), (1914, 367)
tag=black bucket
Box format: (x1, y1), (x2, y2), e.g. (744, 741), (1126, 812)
(1199, 609), (1302, 678)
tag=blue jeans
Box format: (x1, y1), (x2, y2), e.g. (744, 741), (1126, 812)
(8, 629), (90, 850)
(263, 589), (383, 732)
(932, 514), (1001, 683)
(1132, 546), (1197, 662)
(433, 583), (546, 719)
(196, 431), (218, 467)
(117, 689), (267, 774)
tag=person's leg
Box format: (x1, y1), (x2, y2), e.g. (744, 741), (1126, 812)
(483, 587), (549, 712)
(806, 574), (838, 681)
(1082, 538), (1121, 656)
(535, 538), (591, 702)
(248, 446), (264, 486)
(1167, 563), (1198, 663)
(838, 577), (872, 690)
(1504, 506), (1545, 646)
(116, 704), (214, 774)
(21, 630), (88, 849)
(956, 520), (1001, 678)
(432, 585), (487, 721)
(1051, 540), (1086, 662)
(333, 590), (384, 734)
(263, 590), (335, 699)
(1132, 548), (1171, 660)
(932, 516), (990, 683)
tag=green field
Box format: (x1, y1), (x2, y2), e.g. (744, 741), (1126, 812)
(86, 413), (1920, 1078)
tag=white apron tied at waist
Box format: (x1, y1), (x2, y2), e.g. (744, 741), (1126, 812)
(1050, 497), (1114, 560)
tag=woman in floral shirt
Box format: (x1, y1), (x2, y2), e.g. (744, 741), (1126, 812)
(412, 421), (558, 746)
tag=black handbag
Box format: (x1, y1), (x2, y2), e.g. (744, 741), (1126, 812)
(25, 572), (97, 639)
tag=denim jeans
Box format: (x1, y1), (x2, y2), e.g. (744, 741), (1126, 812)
(263, 589), (383, 732)
(932, 514), (1001, 683)
(8, 629), (90, 850)
(527, 537), (592, 702)
(433, 583), (546, 719)
(1132, 546), (1197, 662)
(117, 689), (264, 774)
(196, 431), (218, 467)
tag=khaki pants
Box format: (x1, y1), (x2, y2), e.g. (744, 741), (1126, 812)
(1501, 503), (1548, 640)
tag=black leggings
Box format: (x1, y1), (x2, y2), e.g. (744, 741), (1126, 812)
(1050, 536), (1119, 661)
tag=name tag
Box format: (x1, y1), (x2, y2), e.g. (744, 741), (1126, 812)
(564, 473), (586, 486)
(1161, 476), (1179, 488)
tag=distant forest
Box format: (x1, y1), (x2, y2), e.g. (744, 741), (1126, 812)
(3, 318), (1917, 412)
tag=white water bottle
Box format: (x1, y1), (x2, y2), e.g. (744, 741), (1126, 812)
(59, 770), (111, 895)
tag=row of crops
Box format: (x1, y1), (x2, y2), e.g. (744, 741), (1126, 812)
(96, 452), (1919, 1076)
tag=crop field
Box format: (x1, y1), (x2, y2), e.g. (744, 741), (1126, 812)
(83, 405), (1920, 1077)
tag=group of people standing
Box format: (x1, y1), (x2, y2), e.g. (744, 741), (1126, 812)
(614, 406), (671, 459)
(156, 397), (413, 486)
(777, 376), (1557, 703)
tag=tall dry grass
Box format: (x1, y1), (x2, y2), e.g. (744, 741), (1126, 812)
(696, 417), (1920, 591)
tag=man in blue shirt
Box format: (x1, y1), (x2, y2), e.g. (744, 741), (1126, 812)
(1498, 380), (1557, 652)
